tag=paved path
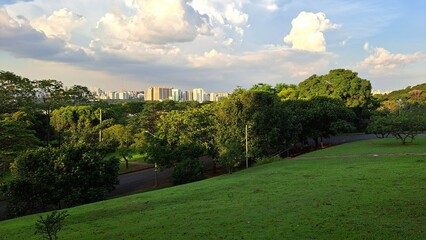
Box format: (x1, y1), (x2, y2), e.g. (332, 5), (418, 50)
(108, 155), (214, 198)
(295, 152), (426, 160)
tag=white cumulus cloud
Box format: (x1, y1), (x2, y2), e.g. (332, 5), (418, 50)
(0, 7), (90, 61)
(255, 0), (278, 12)
(31, 8), (85, 41)
(284, 11), (340, 52)
(93, 0), (210, 46)
(190, 0), (249, 38)
(363, 42), (369, 51)
(359, 46), (425, 73)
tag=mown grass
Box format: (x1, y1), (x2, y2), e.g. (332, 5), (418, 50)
(303, 136), (426, 157)
(0, 138), (425, 239)
(107, 151), (147, 163)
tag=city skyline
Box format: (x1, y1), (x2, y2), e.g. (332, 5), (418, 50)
(90, 85), (229, 102)
(0, 1), (425, 92)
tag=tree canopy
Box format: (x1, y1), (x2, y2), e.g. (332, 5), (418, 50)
(298, 69), (372, 108)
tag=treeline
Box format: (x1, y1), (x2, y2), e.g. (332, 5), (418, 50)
(1, 69), (425, 218)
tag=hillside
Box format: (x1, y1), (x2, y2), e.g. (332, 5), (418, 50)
(377, 83), (426, 102)
(0, 137), (425, 239)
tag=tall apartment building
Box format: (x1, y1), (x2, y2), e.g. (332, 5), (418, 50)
(192, 88), (205, 103)
(146, 87), (154, 101)
(172, 88), (182, 102)
(146, 86), (172, 101)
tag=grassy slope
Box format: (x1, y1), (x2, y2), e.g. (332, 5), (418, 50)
(303, 136), (426, 157)
(0, 139), (425, 240)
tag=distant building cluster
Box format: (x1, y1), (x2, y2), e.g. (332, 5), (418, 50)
(371, 90), (391, 95)
(90, 86), (229, 102)
(89, 87), (144, 100)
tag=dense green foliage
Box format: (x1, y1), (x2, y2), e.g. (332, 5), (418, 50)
(298, 69), (372, 108)
(172, 158), (205, 185)
(2, 144), (119, 217)
(285, 97), (356, 146)
(214, 89), (293, 165)
(367, 104), (426, 144)
(0, 138), (424, 239)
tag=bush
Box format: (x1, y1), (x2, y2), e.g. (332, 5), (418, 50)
(35, 210), (69, 240)
(172, 158), (205, 185)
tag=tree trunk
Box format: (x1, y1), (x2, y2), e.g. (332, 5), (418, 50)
(122, 154), (129, 169)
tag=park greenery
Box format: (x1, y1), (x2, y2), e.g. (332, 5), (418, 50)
(0, 68), (425, 219)
(0, 137), (425, 239)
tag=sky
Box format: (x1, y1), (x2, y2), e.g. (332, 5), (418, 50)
(0, 0), (425, 93)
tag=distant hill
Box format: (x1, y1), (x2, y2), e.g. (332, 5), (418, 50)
(377, 83), (426, 102)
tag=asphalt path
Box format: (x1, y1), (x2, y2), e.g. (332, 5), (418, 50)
(107, 167), (173, 198)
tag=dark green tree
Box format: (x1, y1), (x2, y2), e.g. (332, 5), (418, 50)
(298, 69), (372, 108)
(0, 117), (40, 172)
(3, 143), (119, 217)
(103, 124), (134, 169)
(0, 71), (35, 115)
(367, 106), (426, 144)
(214, 89), (295, 169)
(285, 97), (356, 147)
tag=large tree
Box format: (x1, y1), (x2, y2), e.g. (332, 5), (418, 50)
(50, 105), (113, 145)
(285, 97), (356, 147)
(298, 69), (372, 109)
(103, 124), (134, 169)
(0, 117), (40, 172)
(214, 89), (295, 169)
(0, 71), (35, 115)
(3, 143), (119, 217)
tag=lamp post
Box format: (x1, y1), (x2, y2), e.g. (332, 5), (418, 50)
(145, 130), (158, 187)
(245, 125), (249, 169)
(397, 99), (402, 116)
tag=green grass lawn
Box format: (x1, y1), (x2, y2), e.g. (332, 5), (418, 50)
(0, 138), (425, 239)
(109, 151), (151, 174)
(107, 151), (147, 163)
(302, 136), (426, 157)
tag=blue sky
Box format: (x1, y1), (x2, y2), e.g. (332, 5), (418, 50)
(0, 0), (425, 92)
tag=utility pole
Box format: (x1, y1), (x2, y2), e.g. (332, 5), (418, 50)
(145, 130), (158, 187)
(99, 109), (102, 142)
(245, 124), (249, 169)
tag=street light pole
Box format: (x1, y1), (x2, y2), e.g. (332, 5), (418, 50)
(145, 130), (158, 187)
(245, 124), (249, 169)
(99, 109), (102, 142)
(397, 99), (402, 116)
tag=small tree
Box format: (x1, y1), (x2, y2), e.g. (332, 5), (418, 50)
(103, 124), (134, 169)
(367, 110), (426, 144)
(35, 210), (69, 240)
(216, 137), (244, 174)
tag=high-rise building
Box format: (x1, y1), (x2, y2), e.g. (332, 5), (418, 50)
(146, 86), (172, 101)
(145, 87), (154, 101)
(193, 88), (205, 103)
(172, 88), (182, 102)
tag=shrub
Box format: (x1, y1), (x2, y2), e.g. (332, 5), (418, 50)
(172, 158), (205, 185)
(35, 210), (69, 240)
